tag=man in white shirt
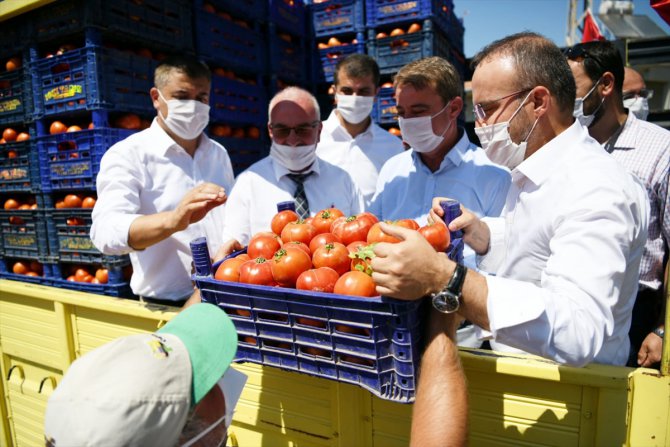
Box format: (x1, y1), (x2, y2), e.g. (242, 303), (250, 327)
(216, 86), (364, 259)
(368, 56), (510, 226)
(316, 54), (404, 207)
(566, 40), (669, 367)
(91, 55), (234, 304)
(370, 32), (649, 367)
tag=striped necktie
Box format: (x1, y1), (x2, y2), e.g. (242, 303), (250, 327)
(287, 172), (312, 219)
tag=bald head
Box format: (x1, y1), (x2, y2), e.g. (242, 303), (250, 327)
(623, 66), (646, 95)
(268, 87), (320, 122)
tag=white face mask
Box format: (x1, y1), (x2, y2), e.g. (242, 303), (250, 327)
(336, 94), (375, 124)
(398, 101), (452, 153)
(270, 141), (317, 173)
(624, 97), (649, 121)
(475, 90), (538, 171)
(157, 89), (210, 140)
(573, 78), (603, 128)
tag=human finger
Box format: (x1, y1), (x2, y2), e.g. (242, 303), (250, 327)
(431, 197), (452, 218)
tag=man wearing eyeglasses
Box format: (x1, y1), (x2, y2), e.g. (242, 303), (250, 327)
(215, 87), (364, 258)
(370, 32), (649, 367)
(623, 66), (652, 121)
(566, 40), (670, 368)
(316, 54), (404, 208)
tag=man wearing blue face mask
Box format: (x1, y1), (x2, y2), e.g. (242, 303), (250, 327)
(214, 87), (364, 260)
(370, 33), (649, 368)
(368, 56), (511, 237)
(316, 54), (404, 207)
(91, 55), (235, 305)
(566, 41), (670, 368)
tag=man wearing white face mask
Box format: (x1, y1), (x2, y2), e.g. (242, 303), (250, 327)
(91, 55), (235, 305)
(623, 66), (652, 121)
(369, 33), (649, 367)
(566, 41), (669, 368)
(368, 57), (510, 230)
(316, 54), (404, 207)
(214, 87), (364, 259)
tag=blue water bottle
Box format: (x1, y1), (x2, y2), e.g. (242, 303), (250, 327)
(190, 237), (212, 276)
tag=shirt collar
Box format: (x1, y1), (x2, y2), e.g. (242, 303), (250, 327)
(410, 128), (472, 172)
(148, 118), (209, 156)
(514, 120), (584, 186)
(271, 156), (321, 182)
(323, 110), (374, 141)
(608, 111), (636, 150)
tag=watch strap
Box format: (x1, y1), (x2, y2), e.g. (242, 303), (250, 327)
(446, 263), (467, 296)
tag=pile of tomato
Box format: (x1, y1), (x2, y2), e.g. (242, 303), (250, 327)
(214, 207), (450, 297)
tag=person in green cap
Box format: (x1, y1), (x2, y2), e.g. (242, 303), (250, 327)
(44, 302), (243, 447)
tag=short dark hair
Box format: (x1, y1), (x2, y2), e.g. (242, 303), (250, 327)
(393, 56), (463, 105)
(334, 54), (380, 87)
(154, 54), (211, 88)
(472, 32), (576, 114)
(564, 40), (624, 94)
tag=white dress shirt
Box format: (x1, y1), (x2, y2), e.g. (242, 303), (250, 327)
(316, 111), (404, 207)
(368, 129), (510, 226)
(221, 155), (364, 246)
(479, 121), (649, 366)
(90, 120), (235, 301)
(606, 112), (669, 292)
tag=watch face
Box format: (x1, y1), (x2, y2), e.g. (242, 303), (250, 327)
(432, 291), (459, 313)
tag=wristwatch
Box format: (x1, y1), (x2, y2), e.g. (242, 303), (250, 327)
(431, 263), (467, 313)
(653, 327), (665, 339)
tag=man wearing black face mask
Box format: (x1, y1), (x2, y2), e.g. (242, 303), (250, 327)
(91, 55), (234, 305)
(370, 33), (649, 367)
(566, 41), (670, 368)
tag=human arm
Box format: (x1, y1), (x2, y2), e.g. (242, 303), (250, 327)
(370, 222), (491, 330)
(410, 310), (468, 447)
(637, 326), (664, 367)
(429, 197), (491, 255)
(212, 239), (244, 263)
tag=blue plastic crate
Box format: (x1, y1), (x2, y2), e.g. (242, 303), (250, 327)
(269, 0), (307, 37)
(31, 0), (193, 50)
(195, 0), (268, 23)
(44, 257), (133, 297)
(365, 0), (453, 34)
(268, 26), (309, 84)
(209, 133), (269, 175)
(0, 16), (32, 60)
(310, 0), (365, 37)
(0, 132), (42, 194)
(31, 46), (157, 119)
(372, 86), (397, 124)
(367, 23), (452, 75)
(312, 39), (366, 83)
(36, 127), (135, 192)
(0, 257), (57, 286)
(0, 196), (53, 259)
(210, 75), (267, 125)
(0, 65), (33, 126)
(195, 9), (267, 74)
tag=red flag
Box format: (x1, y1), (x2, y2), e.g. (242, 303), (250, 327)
(651, 0), (670, 26)
(582, 9), (605, 42)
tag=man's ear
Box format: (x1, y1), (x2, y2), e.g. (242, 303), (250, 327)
(448, 96), (464, 120)
(531, 86), (550, 118)
(600, 72), (616, 97)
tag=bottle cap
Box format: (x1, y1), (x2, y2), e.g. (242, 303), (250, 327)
(277, 201), (296, 212)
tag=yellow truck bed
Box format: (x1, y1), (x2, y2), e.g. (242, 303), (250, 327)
(0, 279), (667, 446)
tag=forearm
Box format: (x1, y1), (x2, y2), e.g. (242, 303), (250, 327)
(128, 211), (178, 250)
(459, 270), (490, 331)
(410, 312), (468, 447)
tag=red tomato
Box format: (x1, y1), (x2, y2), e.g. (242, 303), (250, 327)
(419, 222), (450, 252)
(247, 233), (282, 259)
(334, 271), (377, 297)
(367, 219), (419, 244)
(284, 240), (311, 257)
(349, 243), (376, 275)
(271, 209), (299, 235)
(236, 253), (251, 262)
(312, 242), (351, 276)
(239, 257), (276, 286)
(331, 213), (377, 246)
(296, 267), (340, 293)
(271, 247), (312, 287)
(281, 221), (317, 245)
(312, 208), (344, 234)
(346, 240), (367, 253)
(308, 232), (342, 254)
(397, 218), (420, 230)
(214, 257), (247, 282)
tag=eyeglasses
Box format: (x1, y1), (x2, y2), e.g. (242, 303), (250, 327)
(623, 88), (654, 100)
(269, 121), (320, 139)
(473, 88), (532, 123)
